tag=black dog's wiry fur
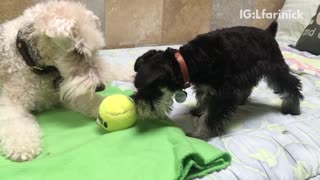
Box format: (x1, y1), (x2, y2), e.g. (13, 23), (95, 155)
(132, 22), (303, 139)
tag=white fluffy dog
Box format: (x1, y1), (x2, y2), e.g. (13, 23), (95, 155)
(0, 1), (127, 161)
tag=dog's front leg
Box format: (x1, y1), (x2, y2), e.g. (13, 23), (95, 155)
(190, 91), (238, 140)
(64, 94), (104, 118)
(190, 85), (211, 117)
(0, 96), (41, 161)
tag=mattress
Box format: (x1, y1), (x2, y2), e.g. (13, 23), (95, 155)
(99, 41), (320, 179)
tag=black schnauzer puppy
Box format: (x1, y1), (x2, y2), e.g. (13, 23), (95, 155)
(132, 22), (303, 139)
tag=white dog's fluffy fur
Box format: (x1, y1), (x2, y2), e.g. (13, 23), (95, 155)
(0, 1), (132, 161)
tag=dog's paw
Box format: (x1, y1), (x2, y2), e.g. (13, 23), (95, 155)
(281, 98), (301, 115)
(187, 131), (215, 141)
(237, 89), (251, 105)
(1, 135), (41, 162)
(281, 105), (301, 115)
(237, 98), (248, 106)
(187, 127), (220, 141)
(0, 119), (42, 162)
(3, 146), (41, 162)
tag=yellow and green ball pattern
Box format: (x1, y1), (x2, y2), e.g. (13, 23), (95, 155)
(97, 94), (137, 132)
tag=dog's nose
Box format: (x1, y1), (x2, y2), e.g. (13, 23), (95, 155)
(95, 83), (105, 92)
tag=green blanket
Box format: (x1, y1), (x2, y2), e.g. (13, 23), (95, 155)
(0, 86), (231, 180)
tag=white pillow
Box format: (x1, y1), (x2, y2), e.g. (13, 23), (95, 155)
(277, 0), (319, 43)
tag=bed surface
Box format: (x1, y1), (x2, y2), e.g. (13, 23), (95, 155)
(99, 41), (320, 179)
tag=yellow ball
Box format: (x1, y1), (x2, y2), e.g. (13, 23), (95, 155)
(97, 94), (137, 132)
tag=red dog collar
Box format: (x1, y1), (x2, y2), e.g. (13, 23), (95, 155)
(174, 52), (190, 89)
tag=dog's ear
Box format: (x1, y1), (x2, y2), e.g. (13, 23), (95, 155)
(73, 33), (92, 57)
(134, 50), (158, 72)
(44, 17), (76, 38)
(86, 10), (101, 29)
(17, 23), (35, 42)
(134, 65), (166, 89)
(165, 47), (177, 55)
(43, 17), (92, 57)
(17, 23), (39, 61)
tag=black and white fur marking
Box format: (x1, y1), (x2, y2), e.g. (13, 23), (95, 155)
(132, 22), (303, 139)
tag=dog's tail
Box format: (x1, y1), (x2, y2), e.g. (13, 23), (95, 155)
(265, 21), (278, 37)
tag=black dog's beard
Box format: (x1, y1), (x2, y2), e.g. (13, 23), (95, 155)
(136, 88), (174, 120)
